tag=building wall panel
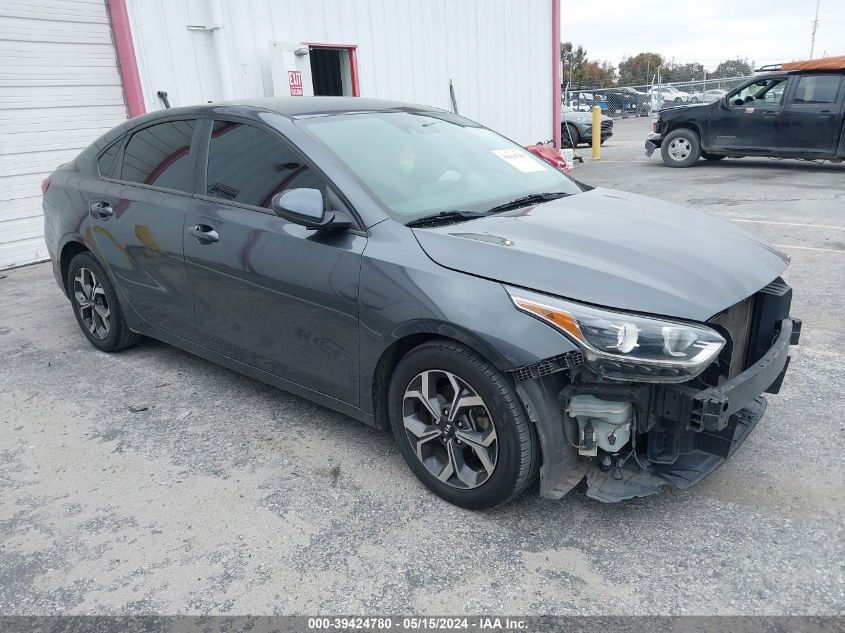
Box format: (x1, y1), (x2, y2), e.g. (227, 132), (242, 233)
(126, 0), (553, 145)
(0, 0), (128, 269)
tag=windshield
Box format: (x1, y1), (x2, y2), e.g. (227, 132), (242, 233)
(298, 110), (581, 223)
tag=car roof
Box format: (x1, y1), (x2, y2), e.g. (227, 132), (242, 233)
(131, 96), (442, 123)
(229, 96), (440, 118)
(84, 96), (452, 164)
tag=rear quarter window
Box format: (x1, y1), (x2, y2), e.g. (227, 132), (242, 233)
(120, 120), (196, 193)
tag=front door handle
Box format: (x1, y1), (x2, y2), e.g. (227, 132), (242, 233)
(762, 110), (779, 117)
(89, 200), (114, 219)
(188, 224), (219, 244)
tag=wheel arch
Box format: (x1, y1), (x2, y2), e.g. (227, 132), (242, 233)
(58, 239), (93, 295)
(665, 120), (702, 138)
(370, 323), (516, 431)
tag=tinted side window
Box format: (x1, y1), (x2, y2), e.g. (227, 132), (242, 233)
(792, 76), (842, 104)
(120, 120), (196, 192)
(97, 140), (121, 178)
(206, 121), (322, 209)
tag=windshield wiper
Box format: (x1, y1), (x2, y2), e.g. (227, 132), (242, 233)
(405, 210), (488, 228)
(485, 192), (570, 215)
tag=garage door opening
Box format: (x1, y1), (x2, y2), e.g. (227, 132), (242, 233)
(309, 46), (358, 96)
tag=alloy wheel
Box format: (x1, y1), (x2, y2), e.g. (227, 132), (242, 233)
(73, 267), (111, 340)
(668, 137), (692, 161)
(402, 369), (498, 489)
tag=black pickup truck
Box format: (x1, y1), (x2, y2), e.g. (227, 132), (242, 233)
(645, 62), (845, 167)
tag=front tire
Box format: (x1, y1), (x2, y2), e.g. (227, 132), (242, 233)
(388, 340), (539, 510)
(561, 123), (580, 148)
(660, 128), (702, 167)
(67, 252), (142, 352)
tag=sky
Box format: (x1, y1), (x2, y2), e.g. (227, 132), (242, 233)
(562, 0), (845, 71)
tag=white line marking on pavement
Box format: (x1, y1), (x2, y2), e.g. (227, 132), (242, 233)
(773, 244), (845, 253)
(731, 219), (845, 230)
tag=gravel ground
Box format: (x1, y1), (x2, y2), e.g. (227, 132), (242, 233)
(1, 117), (843, 615)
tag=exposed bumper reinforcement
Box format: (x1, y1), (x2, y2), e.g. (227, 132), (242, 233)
(692, 318), (795, 430)
(585, 396), (766, 502)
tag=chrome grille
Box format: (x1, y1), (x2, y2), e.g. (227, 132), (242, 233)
(709, 297), (755, 379)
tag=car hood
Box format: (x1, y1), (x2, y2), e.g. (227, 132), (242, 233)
(563, 111), (611, 124)
(412, 188), (789, 322)
(658, 102), (711, 115)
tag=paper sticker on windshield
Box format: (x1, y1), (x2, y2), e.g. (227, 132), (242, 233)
(491, 149), (546, 173)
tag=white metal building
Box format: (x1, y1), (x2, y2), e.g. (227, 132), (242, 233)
(0, 0), (127, 269)
(0, 0), (561, 269)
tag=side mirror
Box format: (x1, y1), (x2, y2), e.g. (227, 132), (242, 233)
(271, 188), (351, 231)
(719, 95), (729, 109)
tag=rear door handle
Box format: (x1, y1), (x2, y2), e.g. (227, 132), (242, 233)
(188, 224), (219, 244)
(89, 200), (113, 219)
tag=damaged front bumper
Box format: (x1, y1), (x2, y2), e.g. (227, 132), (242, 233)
(581, 318), (799, 502)
(586, 396), (767, 502)
(644, 133), (663, 156)
(516, 316), (800, 503)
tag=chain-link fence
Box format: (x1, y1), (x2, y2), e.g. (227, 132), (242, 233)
(563, 76), (754, 118)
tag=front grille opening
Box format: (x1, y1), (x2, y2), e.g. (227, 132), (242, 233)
(708, 296), (756, 381)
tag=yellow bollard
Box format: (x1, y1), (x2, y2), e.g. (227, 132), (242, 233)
(592, 105), (601, 160)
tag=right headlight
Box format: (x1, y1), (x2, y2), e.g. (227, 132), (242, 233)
(507, 287), (725, 382)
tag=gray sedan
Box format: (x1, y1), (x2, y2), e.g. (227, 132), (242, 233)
(42, 97), (798, 509)
(561, 105), (614, 147)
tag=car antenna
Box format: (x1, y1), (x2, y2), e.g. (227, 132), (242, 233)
(156, 91), (171, 109)
(449, 79), (459, 115)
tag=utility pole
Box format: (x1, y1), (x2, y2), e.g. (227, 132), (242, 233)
(563, 51), (574, 105)
(810, 0), (820, 58)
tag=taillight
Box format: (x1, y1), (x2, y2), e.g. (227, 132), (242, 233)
(41, 177), (51, 195)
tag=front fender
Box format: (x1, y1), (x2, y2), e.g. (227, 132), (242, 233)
(516, 373), (586, 499)
(358, 220), (580, 413)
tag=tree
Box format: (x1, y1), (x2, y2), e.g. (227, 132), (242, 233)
(618, 52), (663, 86)
(667, 62), (706, 82)
(560, 42), (589, 87)
(583, 61), (616, 87)
(714, 58), (753, 78)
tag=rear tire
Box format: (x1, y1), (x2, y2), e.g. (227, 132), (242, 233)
(388, 340), (539, 510)
(67, 252), (142, 352)
(660, 128), (702, 168)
